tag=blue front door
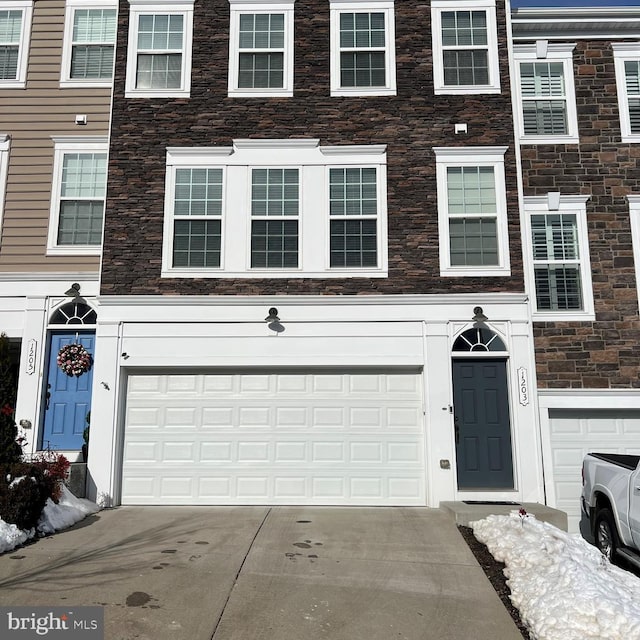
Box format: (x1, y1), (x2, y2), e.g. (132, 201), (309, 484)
(452, 358), (514, 490)
(42, 331), (95, 450)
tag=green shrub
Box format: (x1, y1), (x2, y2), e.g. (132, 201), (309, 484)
(0, 454), (71, 530)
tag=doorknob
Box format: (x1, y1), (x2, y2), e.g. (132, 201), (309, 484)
(45, 384), (51, 410)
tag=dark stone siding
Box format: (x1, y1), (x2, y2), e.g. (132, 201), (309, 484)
(522, 40), (640, 389)
(101, 0), (522, 296)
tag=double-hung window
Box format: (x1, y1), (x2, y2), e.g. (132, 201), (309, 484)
(431, 0), (500, 95)
(514, 43), (578, 143)
(0, 1), (32, 88)
(48, 137), (108, 255)
(125, 0), (193, 98)
(163, 140), (388, 278)
(434, 147), (510, 276)
(228, 1), (294, 97)
(523, 195), (593, 320)
(613, 44), (640, 143)
(61, 1), (117, 86)
(330, 0), (396, 97)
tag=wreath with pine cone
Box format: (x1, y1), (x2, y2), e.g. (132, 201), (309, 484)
(57, 343), (92, 377)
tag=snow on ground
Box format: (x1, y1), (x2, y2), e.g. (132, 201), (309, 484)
(0, 485), (99, 553)
(472, 512), (640, 640)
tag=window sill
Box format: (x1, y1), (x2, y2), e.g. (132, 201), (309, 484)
(228, 89), (293, 98)
(434, 85), (501, 96)
(61, 80), (113, 89)
(532, 311), (596, 322)
(440, 267), (511, 277)
(621, 135), (640, 143)
(161, 268), (389, 279)
(46, 246), (102, 257)
(331, 88), (396, 97)
(519, 135), (579, 145)
(125, 89), (190, 99)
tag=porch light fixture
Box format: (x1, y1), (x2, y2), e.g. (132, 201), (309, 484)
(472, 306), (488, 323)
(265, 307), (280, 323)
(65, 283), (81, 297)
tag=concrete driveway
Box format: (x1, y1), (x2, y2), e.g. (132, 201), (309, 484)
(0, 507), (522, 640)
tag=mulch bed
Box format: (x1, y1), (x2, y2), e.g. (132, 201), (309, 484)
(458, 525), (532, 640)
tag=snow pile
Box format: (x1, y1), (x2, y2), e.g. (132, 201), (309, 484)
(0, 520), (31, 554)
(471, 512), (640, 640)
(37, 484), (100, 535)
(0, 484), (99, 553)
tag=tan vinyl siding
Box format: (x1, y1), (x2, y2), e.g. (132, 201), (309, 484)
(0, 0), (112, 273)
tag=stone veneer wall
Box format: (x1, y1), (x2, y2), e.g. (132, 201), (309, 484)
(101, 0), (523, 296)
(521, 40), (640, 389)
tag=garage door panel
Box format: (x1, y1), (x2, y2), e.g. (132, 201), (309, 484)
(549, 409), (640, 532)
(122, 370), (425, 505)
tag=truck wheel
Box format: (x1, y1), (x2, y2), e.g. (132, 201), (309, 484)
(595, 508), (619, 563)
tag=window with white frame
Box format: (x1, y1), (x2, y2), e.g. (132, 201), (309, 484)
(613, 44), (640, 143)
(0, 1), (32, 88)
(433, 147), (510, 276)
(163, 140), (388, 278)
(431, 0), (500, 95)
(627, 195), (640, 314)
(61, 0), (117, 86)
(47, 137), (108, 255)
(514, 43), (578, 143)
(523, 195), (594, 320)
(329, 0), (396, 97)
(125, 0), (193, 98)
(228, 0), (294, 97)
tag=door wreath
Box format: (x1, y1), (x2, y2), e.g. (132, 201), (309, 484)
(57, 343), (93, 377)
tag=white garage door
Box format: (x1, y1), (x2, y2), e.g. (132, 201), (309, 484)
(548, 409), (640, 532)
(121, 370), (426, 505)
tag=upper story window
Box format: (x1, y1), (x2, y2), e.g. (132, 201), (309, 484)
(431, 0), (500, 95)
(523, 194), (593, 321)
(433, 146), (510, 277)
(47, 137), (108, 256)
(125, 0), (193, 98)
(613, 44), (640, 143)
(61, 1), (117, 87)
(0, 1), (32, 88)
(330, 0), (396, 97)
(514, 43), (578, 144)
(228, 0), (294, 97)
(163, 140), (388, 279)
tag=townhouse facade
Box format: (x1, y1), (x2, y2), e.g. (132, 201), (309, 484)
(0, 0), (114, 461)
(3, 0), (640, 532)
(511, 7), (640, 531)
(86, 0), (548, 511)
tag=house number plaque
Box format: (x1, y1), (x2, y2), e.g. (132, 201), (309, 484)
(517, 367), (529, 406)
(25, 339), (37, 375)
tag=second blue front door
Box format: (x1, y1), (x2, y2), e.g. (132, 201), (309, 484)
(41, 331), (95, 450)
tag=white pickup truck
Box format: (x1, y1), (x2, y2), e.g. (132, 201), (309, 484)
(582, 452), (640, 568)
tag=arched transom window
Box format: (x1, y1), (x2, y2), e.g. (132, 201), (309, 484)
(453, 327), (506, 352)
(50, 301), (96, 325)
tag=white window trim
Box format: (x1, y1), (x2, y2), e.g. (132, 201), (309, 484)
(513, 42), (578, 144)
(329, 0), (396, 97)
(613, 43), (640, 144)
(47, 136), (108, 256)
(0, 134), (10, 234)
(522, 194), (594, 321)
(0, 1), (32, 88)
(431, 0), (500, 96)
(60, 0), (117, 88)
(162, 139), (388, 278)
(627, 195), (640, 314)
(433, 146), (510, 277)
(125, 0), (194, 98)
(228, 0), (294, 98)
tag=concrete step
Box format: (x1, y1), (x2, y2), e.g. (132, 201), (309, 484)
(440, 500), (568, 531)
